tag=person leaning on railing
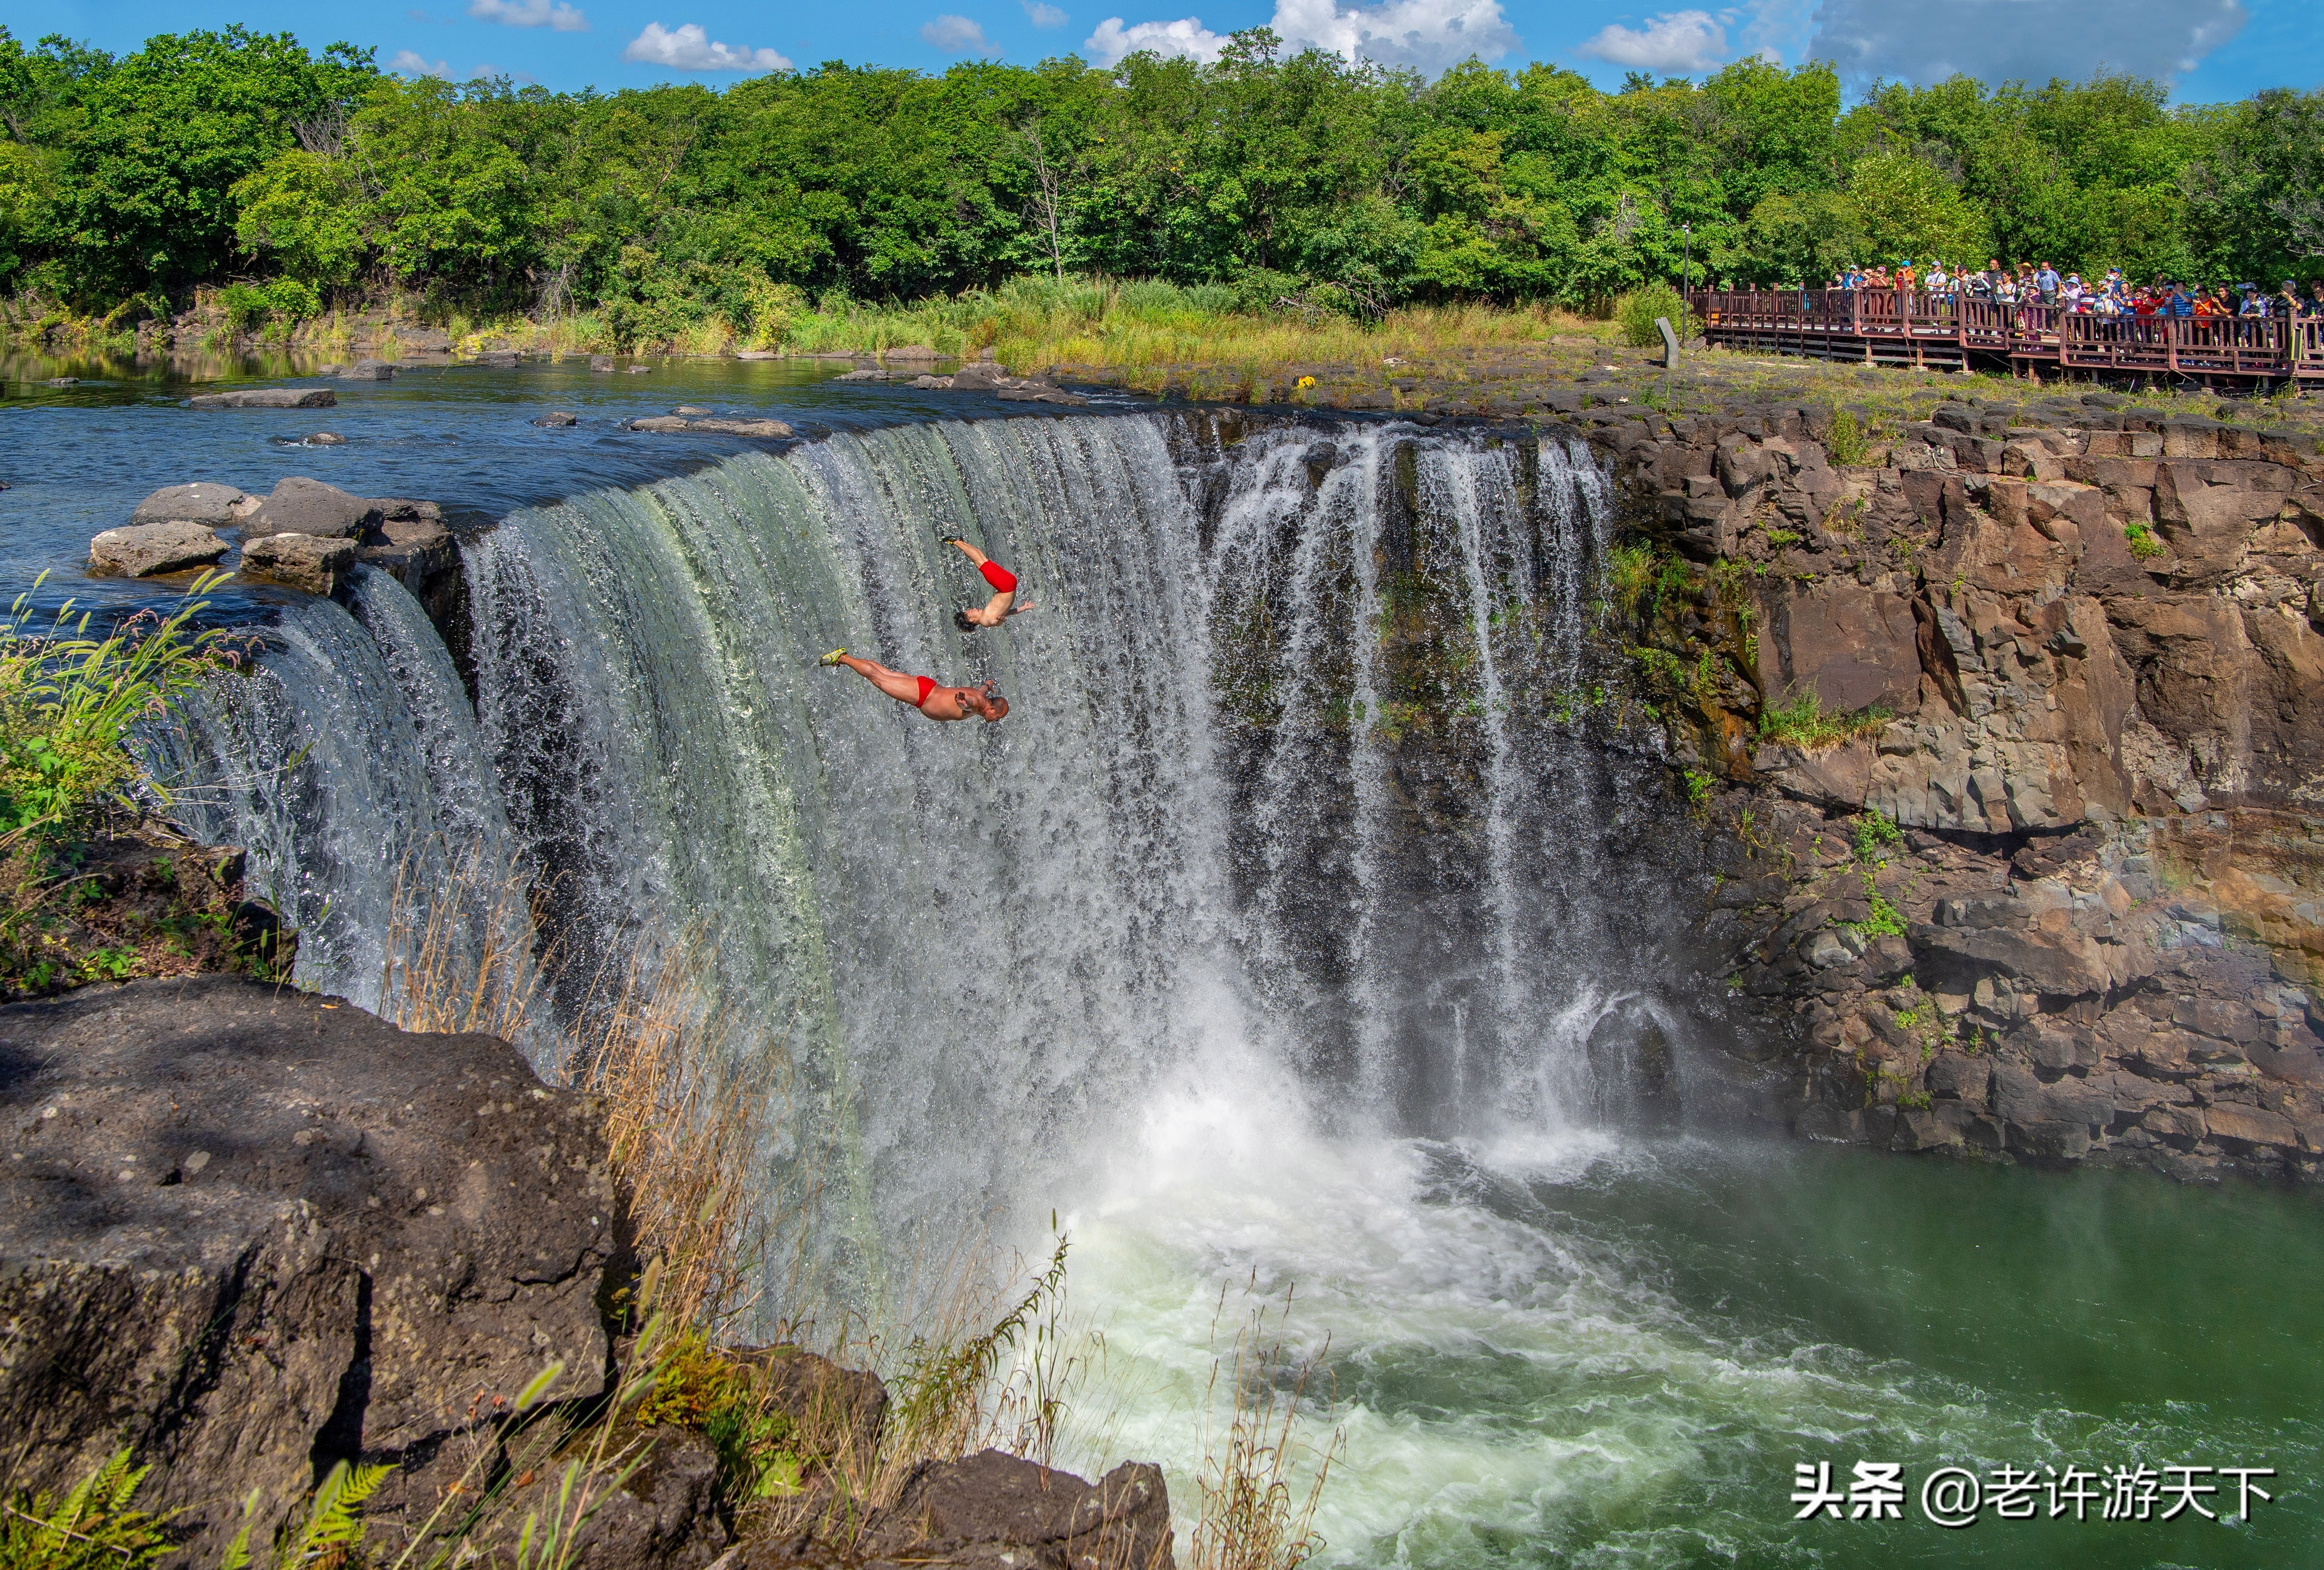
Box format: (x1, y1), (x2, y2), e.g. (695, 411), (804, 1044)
(2305, 281), (2324, 318)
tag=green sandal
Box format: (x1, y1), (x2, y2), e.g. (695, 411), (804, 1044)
(819, 647), (847, 666)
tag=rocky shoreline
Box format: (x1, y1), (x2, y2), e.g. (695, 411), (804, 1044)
(0, 976), (1175, 1570)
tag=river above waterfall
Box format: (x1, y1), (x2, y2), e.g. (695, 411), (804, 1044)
(10, 359), (2320, 1566)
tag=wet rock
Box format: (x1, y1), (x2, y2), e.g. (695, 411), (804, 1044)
(88, 521), (228, 578)
(240, 532), (357, 594)
(631, 415), (793, 437)
(338, 359), (395, 381)
(532, 410), (578, 426)
(591, 355), (614, 373)
(834, 368), (892, 382)
(625, 364), (653, 375)
(130, 482), (251, 527)
(187, 387), (337, 410)
(911, 374), (956, 390)
(303, 431), (346, 446)
(995, 385), (1090, 405)
(244, 476), (383, 539)
(672, 404), (713, 416)
(45, 376), (78, 388)
(0, 976), (622, 1564)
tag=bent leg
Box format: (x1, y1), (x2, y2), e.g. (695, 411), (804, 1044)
(836, 653), (929, 707)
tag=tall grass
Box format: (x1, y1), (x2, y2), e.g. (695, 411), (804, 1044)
(0, 572), (247, 854)
(1187, 1286), (1340, 1570)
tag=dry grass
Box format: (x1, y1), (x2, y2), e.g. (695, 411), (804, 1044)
(1186, 1284), (1340, 1570)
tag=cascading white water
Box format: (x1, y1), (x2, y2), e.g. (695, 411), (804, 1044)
(132, 408), (2324, 1570)
(146, 568), (519, 1011)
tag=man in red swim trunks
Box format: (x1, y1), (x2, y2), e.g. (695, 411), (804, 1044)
(941, 535), (1036, 630)
(819, 648), (1010, 723)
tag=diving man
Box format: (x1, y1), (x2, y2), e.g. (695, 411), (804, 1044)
(942, 536), (1036, 630)
(820, 650), (1010, 723)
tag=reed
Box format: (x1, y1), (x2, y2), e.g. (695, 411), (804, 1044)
(1186, 1285), (1339, 1570)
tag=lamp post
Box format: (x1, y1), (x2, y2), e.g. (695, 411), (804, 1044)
(1682, 223), (1692, 303)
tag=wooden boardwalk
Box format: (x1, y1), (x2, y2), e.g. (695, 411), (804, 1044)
(1688, 288), (2324, 391)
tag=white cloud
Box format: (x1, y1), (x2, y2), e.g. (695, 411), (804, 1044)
(922, 14), (1002, 53)
(1086, 0), (1516, 71)
(1575, 10), (1728, 73)
(622, 21), (793, 71)
(390, 48), (452, 76)
(1024, 0), (1069, 24)
(1085, 15), (1224, 62)
(467, 0), (588, 29)
(1809, 0), (2246, 85)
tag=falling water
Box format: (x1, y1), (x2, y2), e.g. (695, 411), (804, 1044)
(143, 408), (2324, 1568)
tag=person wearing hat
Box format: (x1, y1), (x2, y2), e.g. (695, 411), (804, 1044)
(2237, 284), (2265, 319)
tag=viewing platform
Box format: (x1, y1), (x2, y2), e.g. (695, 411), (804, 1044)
(1688, 288), (2324, 392)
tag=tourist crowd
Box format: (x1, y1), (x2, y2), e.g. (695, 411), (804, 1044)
(1827, 262), (2324, 319)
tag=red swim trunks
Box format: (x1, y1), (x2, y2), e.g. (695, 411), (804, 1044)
(914, 674), (937, 707)
(979, 561), (1018, 593)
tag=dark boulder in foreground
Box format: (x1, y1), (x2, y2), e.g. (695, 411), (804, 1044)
(0, 976), (625, 1565)
(187, 387), (337, 410)
(87, 520), (227, 577)
(848, 1449), (1177, 1570)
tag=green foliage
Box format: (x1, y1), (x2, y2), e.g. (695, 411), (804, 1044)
(1826, 407), (1867, 466)
(5, 23), (2307, 329)
(1683, 768), (1713, 810)
(2124, 518), (2167, 559)
(1758, 690), (1889, 750)
(286, 1459), (392, 1566)
(0, 574), (239, 849)
(633, 1336), (803, 1501)
(1614, 282), (1700, 347)
(0, 1449), (168, 1570)
(1851, 810), (1903, 861)
(894, 1232), (1070, 1463)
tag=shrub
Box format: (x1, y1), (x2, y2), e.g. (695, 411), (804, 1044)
(2124, 519), (2166, 559)
(1614, 283), (1701, 349)
(1827, 407), (1868, 465)
(1758, 690), (1889, 750)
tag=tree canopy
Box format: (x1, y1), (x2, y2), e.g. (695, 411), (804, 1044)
(1, 21), (2316, 336)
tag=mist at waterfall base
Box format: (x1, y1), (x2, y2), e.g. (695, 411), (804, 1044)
(138, 407), (2324, 1568)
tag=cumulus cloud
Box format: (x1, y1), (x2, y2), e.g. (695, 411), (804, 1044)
(1084, 15), (1225, 62)
(623, 21), (792, 71)
(1809, 0), (2247, 85)
(922, 14), (1002, 53)
(1575, 10), (1728, 73)
(1024, 0), (1069, 22)
(467, 0), (587, 29)
(390, 49), (452, 76)
(1085, 0), (1516, 71)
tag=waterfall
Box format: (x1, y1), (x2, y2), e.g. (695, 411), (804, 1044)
(160, 411), (1683, 1294)
(146, 568), (520, 1012)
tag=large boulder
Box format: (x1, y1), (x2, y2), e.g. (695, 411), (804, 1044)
(87, 521), (227, 578)
(245, 476), (383, 539)
(338, 360), (395, 381)
(845, 1449), (1176, 1570)
(0, 977), (623, 1565)
(130, 482), (251, 527)
(240, 532), (358, 594)
(187, 388), (337, 410)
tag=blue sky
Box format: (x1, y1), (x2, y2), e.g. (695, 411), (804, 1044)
(30, 0), (2322, 102)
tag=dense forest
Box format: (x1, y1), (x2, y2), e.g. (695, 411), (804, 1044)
(2, 21), (2319, 346)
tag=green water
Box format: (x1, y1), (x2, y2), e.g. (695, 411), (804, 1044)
(1061, 1112), (2324, 1569)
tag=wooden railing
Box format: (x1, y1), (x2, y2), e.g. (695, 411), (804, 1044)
(1690, 289), (2322, 380)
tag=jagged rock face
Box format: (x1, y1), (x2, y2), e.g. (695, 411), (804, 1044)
(0, 976), (625, 1562)
(1609, 397), (2324, 1182)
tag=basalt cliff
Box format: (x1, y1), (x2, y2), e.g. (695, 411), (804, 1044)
(1595, 390), (2324, 1181)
